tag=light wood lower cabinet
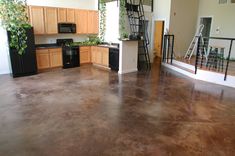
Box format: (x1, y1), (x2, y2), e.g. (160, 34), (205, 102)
(91, 46), (109, 67)
(80, 46), (91, 64)
(91, 46), (96, 63)
(36, 49), (50, 69)
(102, 48), (109, 66)
(49, 48), (63, 67)
(36, 48), (62, 70)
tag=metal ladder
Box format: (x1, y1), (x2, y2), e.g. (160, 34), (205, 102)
(125, 0), (151, 70)
(184, 24), (205, 60)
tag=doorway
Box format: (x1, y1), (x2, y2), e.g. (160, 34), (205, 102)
(200, 17), (212, 48)
(154, 20), (164, 58)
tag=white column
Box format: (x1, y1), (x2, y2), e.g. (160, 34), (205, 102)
(118, 40), (138, 74)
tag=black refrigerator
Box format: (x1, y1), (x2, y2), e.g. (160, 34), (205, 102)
(8, 27), (37, 78)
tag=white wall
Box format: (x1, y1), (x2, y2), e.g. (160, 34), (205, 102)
(104, 1), (119, 43)
(152, 0), (171, 31)
(197, 0), (235, 58)
(169, 0), (199, 57)
(150, 0), (171, 61)
(0, 27), (10, 75)
(198, 0), (235, 38)
(35, 34), (88, 44)
(27, 0), (98, 44)
(27, 0), (98, 10)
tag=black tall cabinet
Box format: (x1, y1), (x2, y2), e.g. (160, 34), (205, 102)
(8, 27), (37, 77)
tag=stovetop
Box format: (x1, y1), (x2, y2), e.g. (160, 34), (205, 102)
(56, 38), (74, 46)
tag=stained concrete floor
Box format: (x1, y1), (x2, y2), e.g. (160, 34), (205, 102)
(0, 59), (235, 156)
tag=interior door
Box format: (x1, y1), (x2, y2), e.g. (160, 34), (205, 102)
(154, 21), (164, 58)
(200, 17), (212, 49)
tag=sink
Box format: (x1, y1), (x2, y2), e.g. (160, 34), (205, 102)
(98, 44), (119, 49)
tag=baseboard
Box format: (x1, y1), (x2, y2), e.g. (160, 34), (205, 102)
(118, 68), (138, 74)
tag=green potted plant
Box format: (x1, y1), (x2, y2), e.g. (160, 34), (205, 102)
(0, 0), (37, 77)
(0, 0), (31, 55)
(119, 0), (128, 40)
(99, 0), (106, 42)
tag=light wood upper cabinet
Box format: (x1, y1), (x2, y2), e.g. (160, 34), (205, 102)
(58, 8), (75, 23)
(76, 9), (88, 34)
(67, 9), (75, 23)
(88, 10), (99, 34)
(29, 6), (45, 35)
(80, 46), (91, 64)
(36, 49), (50, 70)
(44, 7), (58, 34)
(49, 48), (62, 67)
(58, 8), (67, 23)
(29, 6), (99, 35)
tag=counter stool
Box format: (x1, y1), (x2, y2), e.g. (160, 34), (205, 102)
(206, 46), (225, 72)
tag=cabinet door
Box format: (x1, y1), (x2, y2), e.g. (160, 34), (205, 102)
(102, 48), (109, 66)
(67, 9), (75, 23)
(76, 9), (88, 34)
(58, 8), (67, 23)
(36, 49), (50, 70)
(88, 11), (99, 34)
(80, 46), (91, 64)
(44, 7), (58, 34)
(93, 11), (99, 34)
(95, 47), (103, 65)
(91, 46), (97, 63)
(29, 6), (45, 35)
(49, 48), (62, 68)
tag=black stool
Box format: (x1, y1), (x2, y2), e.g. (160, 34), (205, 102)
(206, 46), (225, 72)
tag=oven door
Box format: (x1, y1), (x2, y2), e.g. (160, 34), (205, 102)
(62, 46), (80, 68)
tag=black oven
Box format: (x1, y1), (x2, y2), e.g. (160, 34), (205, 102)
(58, 23), (76, 33)
(56, 39), (80, 69)
(62, 46), (80, 69)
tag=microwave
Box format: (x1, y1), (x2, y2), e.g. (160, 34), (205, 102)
(58, 23), (76, 33)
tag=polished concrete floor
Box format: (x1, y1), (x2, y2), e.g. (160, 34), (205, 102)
(0, 59), (235, 156)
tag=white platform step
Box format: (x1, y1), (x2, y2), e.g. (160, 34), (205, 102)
(162, 60), (235, 88)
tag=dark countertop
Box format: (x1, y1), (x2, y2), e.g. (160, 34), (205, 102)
(36, 43), (119, 50)
(121, 39), (142, 41)
(97, 44), (119, 49)
(35, 44), (61, 49)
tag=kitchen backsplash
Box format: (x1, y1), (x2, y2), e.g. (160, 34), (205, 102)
(35, 34), (89, 44)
